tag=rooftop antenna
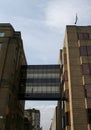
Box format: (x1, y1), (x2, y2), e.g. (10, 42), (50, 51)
(74, 13), (78, 24)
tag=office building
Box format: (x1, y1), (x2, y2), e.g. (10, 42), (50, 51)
(0, 24), (27, 130)
(59, 25), (91, 130)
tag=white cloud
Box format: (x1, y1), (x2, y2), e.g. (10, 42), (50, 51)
(45, 0), (91, 29)
(45, 0), (74, 28)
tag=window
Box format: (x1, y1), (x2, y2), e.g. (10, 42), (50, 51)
(65, 112), (70, 125)
(0, 115), (5, 129)
(80, 46), (91, 56)
(85, 85), (91, 98)
(80, 46), (87, 56)
(64, 54), (67, 64)
(61, 101), (65, 109)
(86, 89), (91, 98)
(61, 112), (70, 128)
(78, 33), (89, 40)
(0, 43), (2, 49)
(0, 32), (4, 37)
(87, 46), (91, 56)
(87, 108), (91, 124)
(82, 64), (90, 75)
(62, 116), (65, 128)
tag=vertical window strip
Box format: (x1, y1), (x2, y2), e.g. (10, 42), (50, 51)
(87, 108), (91, 124)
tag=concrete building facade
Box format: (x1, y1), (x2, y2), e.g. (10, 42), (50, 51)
(59, 25), (91, 130)
(50, 107), (57, 130)
(0, 24), (27, 130)
(24, 109), (41, 130)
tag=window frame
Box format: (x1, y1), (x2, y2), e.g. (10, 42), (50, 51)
(80, 46), (91, 56)
(87, 108), (91, 124)
(82, 63), (90, 75)
(85, 85), (91, 98)
(80, 46), (87, 56)
(78, 33), (89, 40)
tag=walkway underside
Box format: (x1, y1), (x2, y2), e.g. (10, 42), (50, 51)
(18, 93), (61, 100)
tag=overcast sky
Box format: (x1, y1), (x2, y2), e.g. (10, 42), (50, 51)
(0, 0), (91, 130)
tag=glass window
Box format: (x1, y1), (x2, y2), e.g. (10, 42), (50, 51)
(78, 33), (89, 40)
(62, 116), (65, 128)
(82, 64), (90, 75)
(87, 108), (91, 124)
(38, 87), (42, 93)
(55, 87), (59, 93)
(0, 43), (2, 49)
(0, 32), (4, 37)
(87, 46), (91, 56)
(85, 85), (91, 89)
(61, 101), (65, 110)
(42, 87), (47, 93)
(80, 46), (87, 56)
(85, 85), (91, 98)
(86, 89), (91, 98)
(64, 71), (68, 81)
(0, 116), (4, 129)
(65, 112), (70, 126)
(80, 46), (91, 56)
(62, 112), (70, 127)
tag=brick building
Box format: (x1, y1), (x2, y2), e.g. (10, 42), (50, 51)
(0, 23), (27, 130)
(59, 25), (91, 130)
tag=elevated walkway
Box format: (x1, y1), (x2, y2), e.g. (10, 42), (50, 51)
(18, 65), (62, 100)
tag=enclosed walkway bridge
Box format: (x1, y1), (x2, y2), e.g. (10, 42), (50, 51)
(18, 65), (62, 100)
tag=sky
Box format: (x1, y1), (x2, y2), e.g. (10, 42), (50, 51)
(0, 0), (91, 130)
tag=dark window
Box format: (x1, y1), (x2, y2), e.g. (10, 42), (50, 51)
(85, 85), (91, 98)
(87, 108), (91, 124)
(80, 46), (87, 56)
(65, 112), (70, 126)
(86, 89), (91, 98)
(0, 43), (2, 49)
(78, 33), (89, 40)
(87, 46), (91, 56)
(64, 54), (67, 64)
(80, 46), (91, 56)
(82, 64), (90, 75)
